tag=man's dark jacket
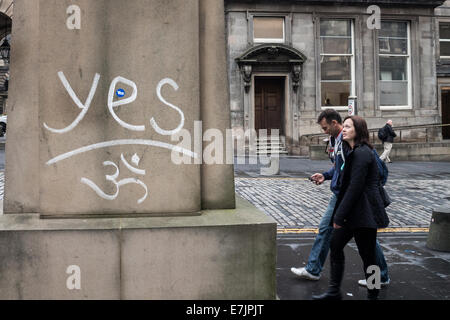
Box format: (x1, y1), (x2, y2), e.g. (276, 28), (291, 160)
(331, 143), (389, 229)
(382, 124), (397, 143)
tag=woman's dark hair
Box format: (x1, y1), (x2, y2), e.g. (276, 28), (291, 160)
(343, 116), (373, 149)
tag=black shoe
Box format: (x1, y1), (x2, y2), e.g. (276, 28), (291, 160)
(312, 291), (342, 300)
(312, 261), (345, 301)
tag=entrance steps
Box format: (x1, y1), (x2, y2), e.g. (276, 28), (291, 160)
(256, 136), (289, 155)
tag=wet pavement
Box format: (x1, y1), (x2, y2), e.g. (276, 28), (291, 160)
(278, 233), (450, 300)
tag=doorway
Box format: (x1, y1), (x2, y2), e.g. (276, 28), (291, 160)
(254, 77), (285, 136)
(442, 90), (450, 139)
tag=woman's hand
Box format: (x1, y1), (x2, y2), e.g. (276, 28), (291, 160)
(333, 223), (342, 229)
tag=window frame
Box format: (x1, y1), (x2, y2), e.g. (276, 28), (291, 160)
(439, 21), (450, 60)
(247, 12), (292, 46)
(253, 16), (285, 44)
(319, 18), (356, 111)
(378, 20), (412, 111)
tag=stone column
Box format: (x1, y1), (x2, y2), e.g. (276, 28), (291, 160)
(200, 0), (236, 209)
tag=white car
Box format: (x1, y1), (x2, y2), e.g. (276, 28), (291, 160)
(0, 115), (6, 137)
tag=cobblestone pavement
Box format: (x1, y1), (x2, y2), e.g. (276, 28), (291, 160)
(235, 158), (450, 230)
(236, 178), (450, 229)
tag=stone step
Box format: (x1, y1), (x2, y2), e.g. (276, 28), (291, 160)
(256, 151), (289, 155)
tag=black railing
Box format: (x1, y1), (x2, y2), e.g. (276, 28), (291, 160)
(301, 123), (450, 145)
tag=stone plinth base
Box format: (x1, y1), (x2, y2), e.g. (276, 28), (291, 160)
(427, 206), (450, 252)
(0, 196), (276, 300)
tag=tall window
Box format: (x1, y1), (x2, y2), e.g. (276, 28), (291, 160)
(439, 22), (450, 59)
(379, 21), (411, 108)
(320, 19), (355, 109)
(253, 17), (285, 43)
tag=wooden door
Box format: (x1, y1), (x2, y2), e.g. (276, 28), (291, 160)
(254, 77), (284, 135)
(442, 90), (450, 139)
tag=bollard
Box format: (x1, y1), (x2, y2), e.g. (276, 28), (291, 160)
(426, 206), (450, 252)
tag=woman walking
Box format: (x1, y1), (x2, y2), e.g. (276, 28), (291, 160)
(312, 116), (389, 300)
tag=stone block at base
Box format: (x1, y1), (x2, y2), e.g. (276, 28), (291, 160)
(0, 196), (276, 300)
(427, 206), (450, 252)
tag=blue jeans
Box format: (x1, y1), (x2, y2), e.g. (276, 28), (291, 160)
(305, 194), (390, 282)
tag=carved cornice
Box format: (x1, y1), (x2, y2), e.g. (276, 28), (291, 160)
(236, 43), (307, 66)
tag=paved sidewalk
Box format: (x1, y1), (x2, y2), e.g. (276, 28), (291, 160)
(278, 233), (450, 300)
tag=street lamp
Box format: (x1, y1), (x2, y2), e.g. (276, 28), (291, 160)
(0, 38), (10, 64)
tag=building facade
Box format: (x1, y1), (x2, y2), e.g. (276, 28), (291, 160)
(225, 0), (447, 154)
(0, 0), (12, 116)
(435, 0), (450, 140)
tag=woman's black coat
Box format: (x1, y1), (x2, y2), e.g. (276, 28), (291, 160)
(331, 143), (389, 229)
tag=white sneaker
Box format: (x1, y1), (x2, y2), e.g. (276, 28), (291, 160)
(290, 267), (321, 281)
(358, 278), (390, 287)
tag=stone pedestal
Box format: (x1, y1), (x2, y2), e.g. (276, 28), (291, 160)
(0, 197), (276, 300)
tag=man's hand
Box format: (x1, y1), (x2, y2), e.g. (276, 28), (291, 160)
(333, 223), (342, 229)
(310, 173), (325, 185)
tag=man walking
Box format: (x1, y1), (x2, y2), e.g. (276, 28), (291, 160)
(379, 120), (396, 163)
(291, 110), (390, 287)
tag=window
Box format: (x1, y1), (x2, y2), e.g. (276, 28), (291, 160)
(253, 17), (285, 43)
(439, 22), (450, 59)
(379, 21), (411, 109)
(320, 19), (355, 109)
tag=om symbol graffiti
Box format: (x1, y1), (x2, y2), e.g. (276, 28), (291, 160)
(81, 153), (148, 204)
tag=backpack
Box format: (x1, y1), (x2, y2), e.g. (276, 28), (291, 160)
(378, 127), (387, 141)
(373, 149), (388, 186)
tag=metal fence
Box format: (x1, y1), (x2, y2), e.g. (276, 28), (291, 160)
(301, 123), (450, 146)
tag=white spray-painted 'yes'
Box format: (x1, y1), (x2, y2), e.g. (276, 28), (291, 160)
(45, 73), (185, 136)
(81, 153), (148, 204)
(44, 72), (100, 134)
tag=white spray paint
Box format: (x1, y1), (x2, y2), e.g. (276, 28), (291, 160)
(81, 161), (148, 204)
(44, 72), (100, 134)
(46, 139), (198, 166)
(150, 78), (185, 136)
(107, 76), (145, 131)
(121, 153), (146, 175)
